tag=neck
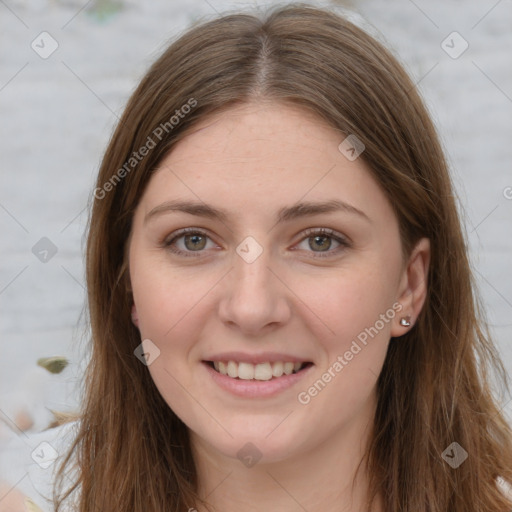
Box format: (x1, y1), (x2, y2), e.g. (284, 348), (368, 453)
(190, 398), (382, 512)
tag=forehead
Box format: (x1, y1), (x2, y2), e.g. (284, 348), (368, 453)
(169, 101), (340, 164)
(137, 101), (396, 228)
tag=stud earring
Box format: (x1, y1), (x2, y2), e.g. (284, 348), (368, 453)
(400, 316), (411, 327)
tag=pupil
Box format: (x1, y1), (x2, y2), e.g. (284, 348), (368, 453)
(185, 234), (206, 251)
(311, 235), (330, 251)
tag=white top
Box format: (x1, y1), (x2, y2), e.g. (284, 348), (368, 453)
(0, 421), (79, 512)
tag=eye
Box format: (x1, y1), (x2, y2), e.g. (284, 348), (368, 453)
(163, 228), (217, 257)
(163, 227), (350, 259)
(294, 228), (350, 258)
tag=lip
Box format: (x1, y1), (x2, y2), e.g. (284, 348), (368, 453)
(202, 360), (314, 398)
(204, 351), (311, 365)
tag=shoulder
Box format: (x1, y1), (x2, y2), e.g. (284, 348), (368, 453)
(0, 420), (79, 512)
(497, 476), (512, 500)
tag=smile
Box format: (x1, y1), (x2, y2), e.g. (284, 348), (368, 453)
(205, 360), (312, 381)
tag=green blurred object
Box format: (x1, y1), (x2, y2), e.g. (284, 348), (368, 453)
(86, 0), (125, 23)
(37, 356), (69, 374)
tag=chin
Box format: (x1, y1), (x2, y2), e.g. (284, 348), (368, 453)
(193, 420), (310, 466)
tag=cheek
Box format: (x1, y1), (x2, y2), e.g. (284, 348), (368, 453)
(298, 264), (398, 348)
(295, 302), (392, 425)
(129, 257), (214, 415)
(130, 254), (210, 341)
(294, 265), (397, 401)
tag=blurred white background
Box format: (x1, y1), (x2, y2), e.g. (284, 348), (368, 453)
(1, 0), (511, 443)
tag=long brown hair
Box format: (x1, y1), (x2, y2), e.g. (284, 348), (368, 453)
(53, 3), (512, 511)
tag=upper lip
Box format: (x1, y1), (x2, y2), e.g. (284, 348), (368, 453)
(203, 352), (312, 365)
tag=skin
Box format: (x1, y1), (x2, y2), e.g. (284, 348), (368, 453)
(0, 482), (32, 511)
(129, 101), (430, 512)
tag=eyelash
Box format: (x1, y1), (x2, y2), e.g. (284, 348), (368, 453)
(162, 227), (350, 259)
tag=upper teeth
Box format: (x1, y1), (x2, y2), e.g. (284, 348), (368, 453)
(213, 361), (303, 380)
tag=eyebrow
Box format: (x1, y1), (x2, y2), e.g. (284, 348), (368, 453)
(144, 198), (371, 225)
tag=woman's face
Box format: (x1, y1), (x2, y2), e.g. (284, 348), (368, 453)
(129, 101), (427, 464)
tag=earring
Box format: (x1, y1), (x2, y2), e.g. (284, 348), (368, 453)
(400, 316), (411, 327)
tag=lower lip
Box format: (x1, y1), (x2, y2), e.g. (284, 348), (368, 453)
(202, 362), (314, 398)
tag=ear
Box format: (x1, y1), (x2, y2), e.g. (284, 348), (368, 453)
(391, 237), (430, 337)
(131, 304), (139, 328)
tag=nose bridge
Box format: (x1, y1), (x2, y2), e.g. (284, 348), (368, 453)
(232, 234), (274, 290)
(235, 247), (272, 289)
(218, 239), (290, 332)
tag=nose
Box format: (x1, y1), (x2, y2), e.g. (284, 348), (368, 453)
(218, 246), (291, 335)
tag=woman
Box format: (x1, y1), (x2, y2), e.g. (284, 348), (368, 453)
(49, 3), (512, 511)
